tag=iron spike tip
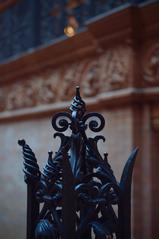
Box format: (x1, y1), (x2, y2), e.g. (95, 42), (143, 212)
(76, 86), (81, 98)
(18, 139), (26, 147)
(48, 151), (53, 161)
(48, 151), (53, 156)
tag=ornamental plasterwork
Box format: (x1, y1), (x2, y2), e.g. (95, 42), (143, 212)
(143, 45), (159, 83)
(0, 45), (133, 112)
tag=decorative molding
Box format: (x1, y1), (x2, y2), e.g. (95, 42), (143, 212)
(0, 87), (159, 122)
(0, 45), (133, 113)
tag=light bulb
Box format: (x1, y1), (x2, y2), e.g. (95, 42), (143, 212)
(64, 25), (76, 37)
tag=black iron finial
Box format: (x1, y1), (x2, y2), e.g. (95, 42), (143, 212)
(70, 86), (86, 119)
(76, 85), (81, 98)
(18, 87), (138, 239)
(18, 139), (26, 147)
(48, 151), (53, 161)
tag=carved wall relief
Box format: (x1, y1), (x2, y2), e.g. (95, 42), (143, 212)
(60, 62), (81, 100)
(5, 82), (36, 110)
(143, 44), (159, 84)
(81, 45), (133, 97)
(0, 45), (133, 113)
(1, 69), (61, 111)
(34, 69), (60, 104)
(101, 45), (133, 90)
(81, 59), (101, 97)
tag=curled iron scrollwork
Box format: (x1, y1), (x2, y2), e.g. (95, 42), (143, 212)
(83, 112), (105, 132)
(52, 112), (71, 132)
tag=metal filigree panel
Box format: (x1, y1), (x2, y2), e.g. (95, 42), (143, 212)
(18, 87), (138, 239)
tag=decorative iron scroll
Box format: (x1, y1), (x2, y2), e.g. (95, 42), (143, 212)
(18, 86), (138, 239)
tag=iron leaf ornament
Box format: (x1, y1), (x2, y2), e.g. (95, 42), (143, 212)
(18, 86), (138, 239)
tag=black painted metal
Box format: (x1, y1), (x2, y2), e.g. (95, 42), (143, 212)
(18, 86), (138, 239)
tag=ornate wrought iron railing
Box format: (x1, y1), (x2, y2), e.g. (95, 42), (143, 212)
(18, 86), (138, 239)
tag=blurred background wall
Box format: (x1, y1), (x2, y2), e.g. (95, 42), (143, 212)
(0, 0), (159, 239)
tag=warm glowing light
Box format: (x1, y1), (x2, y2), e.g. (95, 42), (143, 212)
(64, 15), (78, 37)
(64, 25), (76, 37)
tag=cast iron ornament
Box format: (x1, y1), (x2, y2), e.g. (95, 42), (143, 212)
(18, 86), (138, 239)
